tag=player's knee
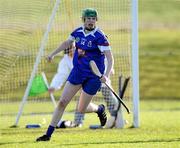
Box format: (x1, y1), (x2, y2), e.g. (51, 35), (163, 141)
(58, 99), (68, 108)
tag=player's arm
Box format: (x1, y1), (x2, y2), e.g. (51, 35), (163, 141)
(47, 39), (74, 61)
(97, 32), (114, 82)
(98, 45), (114, 83)
(104, 50), (114, 78)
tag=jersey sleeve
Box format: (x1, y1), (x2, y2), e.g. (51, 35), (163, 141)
(68, 34), (75, 41)
(97, 35), (111, 52)
(98, 45), (111, 52)
(68, 27), (82, 41)
(67, 28), (77, 41)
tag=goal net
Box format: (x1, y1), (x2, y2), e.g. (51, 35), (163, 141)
(0, 0), (139, 128)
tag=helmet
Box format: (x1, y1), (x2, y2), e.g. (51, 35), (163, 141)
(82, 8), (98, 18)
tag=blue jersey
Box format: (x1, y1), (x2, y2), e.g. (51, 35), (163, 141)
(70, 26), (110, 76)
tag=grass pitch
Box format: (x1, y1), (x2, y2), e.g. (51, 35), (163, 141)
(0, 100), (180, 148)
(1, 0), (180, 147)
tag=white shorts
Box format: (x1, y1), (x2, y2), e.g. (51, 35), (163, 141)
(50, 55), (73, 90)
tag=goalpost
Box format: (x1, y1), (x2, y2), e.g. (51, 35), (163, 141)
(132, 0), (139, 128)
(0, 0), (139, 128)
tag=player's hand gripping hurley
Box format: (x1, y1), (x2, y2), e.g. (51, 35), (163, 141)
(90, 60), (130, 114)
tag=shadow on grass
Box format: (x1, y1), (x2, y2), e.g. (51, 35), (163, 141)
(0, 138), (179, 147)
(1, 127), (91, 135)
(57, 138), (180, 146)
(1, 129), (45, 135)
(0, 140), (31, 146)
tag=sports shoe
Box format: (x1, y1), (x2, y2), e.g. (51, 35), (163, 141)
(97, 104), (107, 126)
(36, 134), (50, 142)
(56, 120), (82, 128)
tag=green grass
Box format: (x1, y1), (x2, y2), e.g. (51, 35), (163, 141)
(140, 30), (180, 52)
(1, 1), (180, 146)
(0, 100), (180, 148)
(139, 0), (180, 24)
(140, 54), (180, 99)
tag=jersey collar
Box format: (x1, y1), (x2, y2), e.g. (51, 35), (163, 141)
(77, 26), (97, 37)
